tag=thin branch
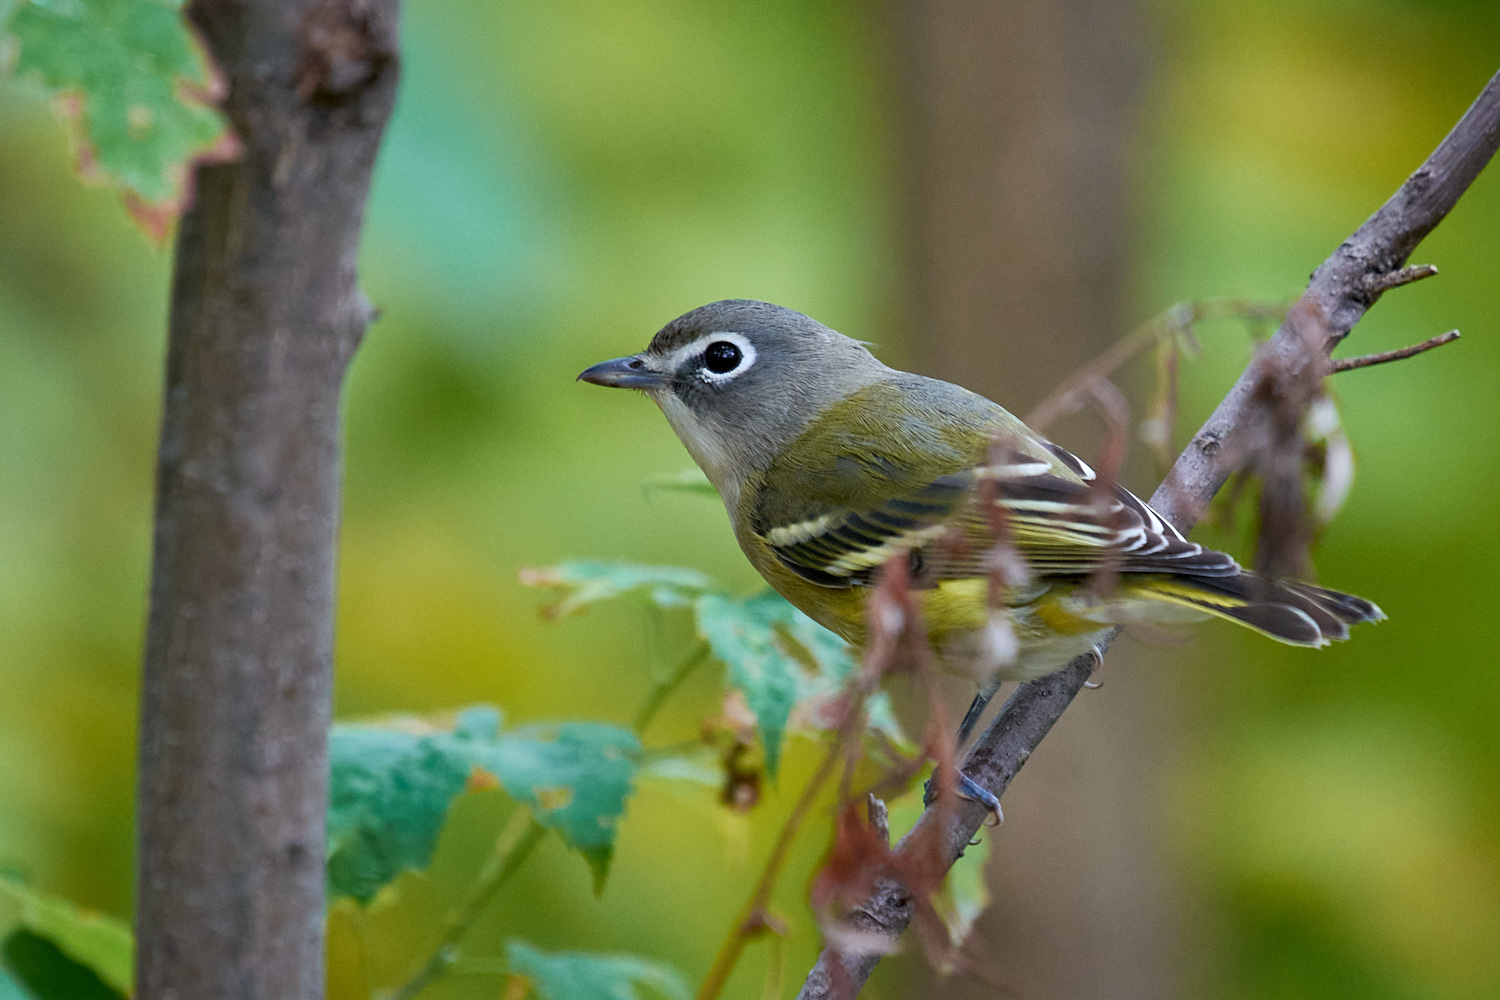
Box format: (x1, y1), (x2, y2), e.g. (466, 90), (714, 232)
(866, 794), (890, 846)
(1025, 297), (1287, 432)
(385, 810), (547, 1000)
(1363, 262), (1439, 295)
(795, 65), (1500, 1000)
(1332, 330), (1460, 372)
(635, 641), (712, 734)
(696, 737), (845, 1000)
(698, 567), (915, 1000)
(1157, 70), (1500, 527)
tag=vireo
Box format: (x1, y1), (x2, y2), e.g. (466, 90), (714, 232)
(580, 300), (1381, 739)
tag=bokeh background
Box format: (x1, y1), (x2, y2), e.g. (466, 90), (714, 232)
(2, 0), (1498, 997)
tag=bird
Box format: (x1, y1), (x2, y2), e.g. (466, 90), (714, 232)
(579, 300), (1382, 804)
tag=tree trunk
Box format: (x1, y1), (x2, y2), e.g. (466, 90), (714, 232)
(134, 1), (399, 997)
(890, 2), (1171, 997)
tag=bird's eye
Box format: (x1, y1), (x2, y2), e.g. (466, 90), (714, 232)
(702, 341), (743, 374)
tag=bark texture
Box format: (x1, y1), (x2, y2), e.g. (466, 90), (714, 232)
(134, 1), (400, 997)
(888, 2), (1165, 997)
(797, 65), (1500, 1000)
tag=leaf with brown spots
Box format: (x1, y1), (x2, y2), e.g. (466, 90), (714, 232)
(2, 0), (233, 239)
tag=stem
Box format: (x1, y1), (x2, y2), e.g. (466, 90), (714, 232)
(1364, 262), (1439, 294)
(1332, 329), (1459, 372)
(1025, 297), (1288, 431)
(634, 641), (711, 735)
(695, 738), (845, 1000)
(761, 932), (787, 1000)
(385, 810), (547, 1000)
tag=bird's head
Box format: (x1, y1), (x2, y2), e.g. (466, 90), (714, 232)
(578, 299), (888, 503)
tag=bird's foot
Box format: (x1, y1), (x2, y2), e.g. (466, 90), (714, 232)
(960, 773), (1005, 825)
(923, 770), (1003, 826)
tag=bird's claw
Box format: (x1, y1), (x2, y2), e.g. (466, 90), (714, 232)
(923, 771), (1004, 826)
(959, 773), (1004, 825)
(1083, 645), (1106, 688)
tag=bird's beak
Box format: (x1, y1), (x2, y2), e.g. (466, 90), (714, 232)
(577, 355), (666, 390)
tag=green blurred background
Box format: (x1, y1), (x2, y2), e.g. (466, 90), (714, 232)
(1, 0), (1498, 997)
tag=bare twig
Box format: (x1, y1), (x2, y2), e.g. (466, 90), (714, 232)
(795, 66), (1500, 1000)
(1363, 263), (1439, 295)
(1333, 330), (1460, 372)
(635, 641), (712, 734)
(698, 565), (912, 1000)
(867, 794), (890, 846)
(696, 737), (845, 1000)
(385, 811), (546, 1000)
(1026, 297), (1287, 432)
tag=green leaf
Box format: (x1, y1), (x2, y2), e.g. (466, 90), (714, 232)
(470, 722), (640, 894)
(3, 0), (228, 225)
(520, 561), (715, 617)
(1, 931), (122, 1000)
(693, 588), (908, 775)
(328, 707), (641, 902)
(693, 590), (805, 779)
(0, 969), (32, 1000)
(777, 601), (910, 750)
(859, 691), (909, 749)
(506, 940), (690, 1000)
(642, 468), (719, 499)
(0, 877), (131, 995)
(780, 608), (856, 681)
(327, 718), (485, 904)
(638, 746), (722, 787)
(523, 558), (908, 770)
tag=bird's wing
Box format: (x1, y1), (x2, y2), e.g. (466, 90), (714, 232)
(750, 376), (1235, 588)
(984, 443), (1239, 580)
(755, 467), (978, 587)
(749, 375), (1008, 588)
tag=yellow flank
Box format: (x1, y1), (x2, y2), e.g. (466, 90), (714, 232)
(921, 579), (1100, 642)
(1033, 594), (1111, 635)
(920, 579), (989, 644)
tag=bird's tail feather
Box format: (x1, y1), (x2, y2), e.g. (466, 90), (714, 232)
(1137, 572), (1384, 647)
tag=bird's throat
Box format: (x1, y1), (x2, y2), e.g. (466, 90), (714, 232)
(653, 391), (744, 514)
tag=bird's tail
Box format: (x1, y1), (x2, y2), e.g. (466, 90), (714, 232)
(1137, 572), (1385, 647)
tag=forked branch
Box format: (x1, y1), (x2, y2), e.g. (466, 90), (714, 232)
(796, 66), (1500, 1000)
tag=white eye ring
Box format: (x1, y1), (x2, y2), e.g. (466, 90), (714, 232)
(692, 332), (757, 384)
